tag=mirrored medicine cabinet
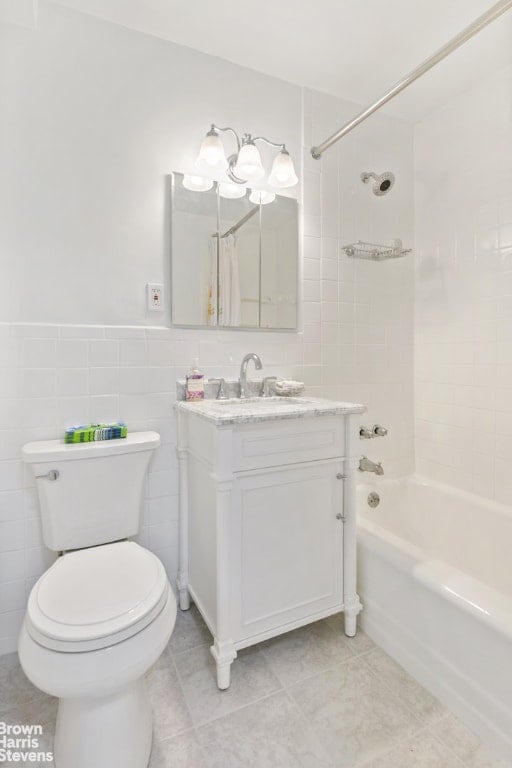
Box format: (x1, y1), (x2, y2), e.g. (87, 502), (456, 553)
(170, 172), (298, 331)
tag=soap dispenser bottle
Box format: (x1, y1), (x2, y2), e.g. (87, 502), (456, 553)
(185, 358), (205, 401)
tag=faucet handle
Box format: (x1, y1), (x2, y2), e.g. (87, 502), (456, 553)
(373, 424), (388, 437)
(210, 378), (227, 400)
(261, 376), (277, 398)
(359, 426), (373, 439)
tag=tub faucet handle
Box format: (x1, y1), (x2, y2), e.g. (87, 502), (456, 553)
(373, 424), (388, 437)
(210, 378), (227, 400)
(359, 426), (373, 439)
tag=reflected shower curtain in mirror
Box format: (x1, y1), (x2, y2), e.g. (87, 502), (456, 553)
(207, 235), (241, 326)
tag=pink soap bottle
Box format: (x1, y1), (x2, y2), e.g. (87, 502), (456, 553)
(185, 358), (205, 401)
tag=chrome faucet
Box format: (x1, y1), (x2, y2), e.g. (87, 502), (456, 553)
(239, 353), (263, 399)
(359, 456), (384, 476)
(209, 377), (227, 400)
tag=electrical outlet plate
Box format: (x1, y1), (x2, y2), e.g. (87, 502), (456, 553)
(147, 283), (164, 311)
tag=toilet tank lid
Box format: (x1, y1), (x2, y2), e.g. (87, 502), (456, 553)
(22, 431), (160, 463)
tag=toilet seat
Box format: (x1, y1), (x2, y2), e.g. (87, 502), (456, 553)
(26, 541), (169, 653)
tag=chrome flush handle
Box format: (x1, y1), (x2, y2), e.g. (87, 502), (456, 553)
(35, 469), (59, 481)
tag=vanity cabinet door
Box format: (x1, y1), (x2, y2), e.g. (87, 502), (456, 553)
(230, 460), (344, 642)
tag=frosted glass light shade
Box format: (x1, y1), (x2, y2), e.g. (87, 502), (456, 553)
(219, 183), (247, 199)
(182, 175), (214, 192)
(197, 131), (227, 169)
(268, 150), (298, 188)
(234, 142), (264, 182)
(249, 189), (276, 205)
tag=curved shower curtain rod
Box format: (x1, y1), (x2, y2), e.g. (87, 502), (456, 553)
(311, 0), (512, 159)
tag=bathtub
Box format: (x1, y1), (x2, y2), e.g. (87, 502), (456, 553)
(357, 476), (512, 761)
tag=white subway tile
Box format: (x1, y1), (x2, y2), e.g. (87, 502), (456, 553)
(0, 551), (24, 583)
(119, 339), (148, 367)
(0, 520), (24, 552)
(0, 579), (26, 613)
(22, 339), (56, 368)
(88, 339), (118, 367)
(0, 491), (24, 523)
(57, 339), (88, 368)
(56, 368), (89, 396)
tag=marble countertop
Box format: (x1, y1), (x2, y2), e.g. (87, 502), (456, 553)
(174, 396), (366, 426)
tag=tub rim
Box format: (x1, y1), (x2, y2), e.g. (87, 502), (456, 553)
(358, 507), (512, 642)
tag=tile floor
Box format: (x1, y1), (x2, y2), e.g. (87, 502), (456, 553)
(0, 607), (510, 767)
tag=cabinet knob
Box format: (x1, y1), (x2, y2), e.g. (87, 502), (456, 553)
(336, 513), (345, 521)
(336, 473), (345, 480)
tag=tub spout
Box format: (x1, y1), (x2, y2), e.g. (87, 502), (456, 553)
(359, 456), (384, 476)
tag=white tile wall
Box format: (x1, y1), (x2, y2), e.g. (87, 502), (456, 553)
(0, 322), (308, 653)
(0, 2), (416, 653)
(0, 90), (415, 653)
(303, 89), (415, 478)
(414, 64), (512, 501)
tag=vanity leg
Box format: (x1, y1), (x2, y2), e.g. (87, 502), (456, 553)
(210, 640), (236, 690)
(343, 419), (363, 638)
(344, 606), (358, 637)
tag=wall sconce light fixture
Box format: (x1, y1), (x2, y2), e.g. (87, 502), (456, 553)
(195, 124), (298, 189)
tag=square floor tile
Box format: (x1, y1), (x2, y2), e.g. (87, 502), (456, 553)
(147, 660), (193, 741)
(434, 714), (511, 768)
(149, 729), (207, 768)
(168, 606), (212, 656)
(261, 619), (353, 686)
(0, 654), (48, 714)
(363, 730), (463, 768)
(325, 614), (376, 656)
(198, 691), (333, 768)
(2, 696), (58, 732)
(289, 657), (422, 767)
(363, 648), (447, 725)
(173, 644), (281, 727)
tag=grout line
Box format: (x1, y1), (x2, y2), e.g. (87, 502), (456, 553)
(277, 647), (427, 768)
(169, 632), (286, 730)
(359, 648), (445, 733)
(353, 726), (434, 768)
(260, 639), (356, 690)
(426, 726), (469, 768)
(280, 687), (336, 768)
(193, 688), (287, 732)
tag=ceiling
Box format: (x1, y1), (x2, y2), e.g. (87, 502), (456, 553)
(50, 0), (512, 121)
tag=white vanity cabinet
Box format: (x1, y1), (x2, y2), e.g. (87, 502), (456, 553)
(175, 398), (365, 689)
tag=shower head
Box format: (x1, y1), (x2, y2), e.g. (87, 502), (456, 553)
(361, 171), (395, 196)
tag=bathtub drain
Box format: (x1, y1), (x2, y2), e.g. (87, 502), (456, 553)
(367, 492), (380, 508)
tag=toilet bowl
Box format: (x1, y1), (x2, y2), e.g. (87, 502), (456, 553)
(19, 541), (176, 768)
(19, 432), (175, 768)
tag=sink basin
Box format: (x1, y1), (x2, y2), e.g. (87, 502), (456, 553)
(213, 397), (307, 407)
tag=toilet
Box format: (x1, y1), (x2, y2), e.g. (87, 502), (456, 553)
(18, 432), (176, 768)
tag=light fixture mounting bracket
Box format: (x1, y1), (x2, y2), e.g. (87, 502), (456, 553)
(226, 154), (247, 185)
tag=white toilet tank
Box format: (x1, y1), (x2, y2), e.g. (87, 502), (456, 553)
(22, 432), (160, 552)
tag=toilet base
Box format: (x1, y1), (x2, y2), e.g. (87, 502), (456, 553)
(54, 677), (152, 768)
